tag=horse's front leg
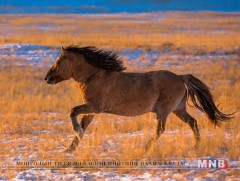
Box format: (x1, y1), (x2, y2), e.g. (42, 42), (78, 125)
(65, 104), (96, 152)
(70, 104), (95, 138)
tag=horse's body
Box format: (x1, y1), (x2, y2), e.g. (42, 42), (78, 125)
(78, 70), (185, 117)
(45, 46), (232, 152)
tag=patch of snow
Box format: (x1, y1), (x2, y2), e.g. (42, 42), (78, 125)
(0, 44), (239, 70)
(0, 44), (60, 67)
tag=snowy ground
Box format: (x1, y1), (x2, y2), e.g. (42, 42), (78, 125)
(1, 114), (239, 180)
(8, 168), (239, 181)
(2, 133), (240, 181)
(0, 44), (239, 70)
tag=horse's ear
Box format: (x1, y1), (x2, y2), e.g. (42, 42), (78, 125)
(61, 46), (65, 54)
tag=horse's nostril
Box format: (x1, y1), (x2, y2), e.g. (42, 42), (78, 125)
(44, 76), (47, 81)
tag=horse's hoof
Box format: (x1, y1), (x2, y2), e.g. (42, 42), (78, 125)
(64, 146), (75, 153)
(145, 140), (154, 151)
(194, 142), (200, 150)
(64, 136), (79, 153)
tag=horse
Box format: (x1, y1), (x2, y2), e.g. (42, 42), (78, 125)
(44, 45), (232, 152)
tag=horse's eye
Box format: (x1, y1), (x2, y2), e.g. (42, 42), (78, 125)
(57, 61), (61, 65)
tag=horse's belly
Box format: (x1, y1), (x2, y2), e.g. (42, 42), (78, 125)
(104, 99), (156, 117)
(105, 108), (153, 117)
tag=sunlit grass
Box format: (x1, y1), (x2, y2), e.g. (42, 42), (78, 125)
(0, 13), (239, 52)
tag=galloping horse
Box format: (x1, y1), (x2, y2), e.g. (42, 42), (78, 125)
(45, 46), (232, 152)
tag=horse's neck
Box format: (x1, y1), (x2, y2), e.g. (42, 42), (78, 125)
(72, 64), (106, 85)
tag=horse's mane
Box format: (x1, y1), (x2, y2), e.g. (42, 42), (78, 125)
(65, 45), (126, 71)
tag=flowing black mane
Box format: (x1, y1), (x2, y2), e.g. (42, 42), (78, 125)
(65, 45), (126, 71)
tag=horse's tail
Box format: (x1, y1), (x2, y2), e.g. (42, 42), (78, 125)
(180, 74), (233, 127)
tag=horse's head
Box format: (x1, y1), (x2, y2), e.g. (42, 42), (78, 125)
(44, 47), (73, 84)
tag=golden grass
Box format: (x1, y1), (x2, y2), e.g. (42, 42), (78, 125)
(0, 12), (239, 179)
(0, 12), (240, 52)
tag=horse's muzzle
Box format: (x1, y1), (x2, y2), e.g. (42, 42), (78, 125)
(44, 75), (55, 84)
(45, 74), (64, 84)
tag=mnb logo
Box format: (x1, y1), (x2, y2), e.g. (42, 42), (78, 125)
(197, 159), (228, 168)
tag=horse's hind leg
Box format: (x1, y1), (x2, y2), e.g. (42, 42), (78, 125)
(173, 109), (200, 144)
(146, 111), (169, 151)
(155, 112), (169, 140)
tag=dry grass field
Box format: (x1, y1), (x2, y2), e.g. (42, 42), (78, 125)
(0, 12), (240, 52)
(0, 12), (240, 180)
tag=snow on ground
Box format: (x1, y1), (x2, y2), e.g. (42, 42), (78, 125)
(0, 44), (238, 70)
(0, 44), (60, 67)
(12, 169), (165, 181)
(2, 125), (239, 180)
(8, 166), (239, 180)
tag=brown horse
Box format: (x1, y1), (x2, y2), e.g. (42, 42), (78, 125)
(45, 45), (232, 152)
